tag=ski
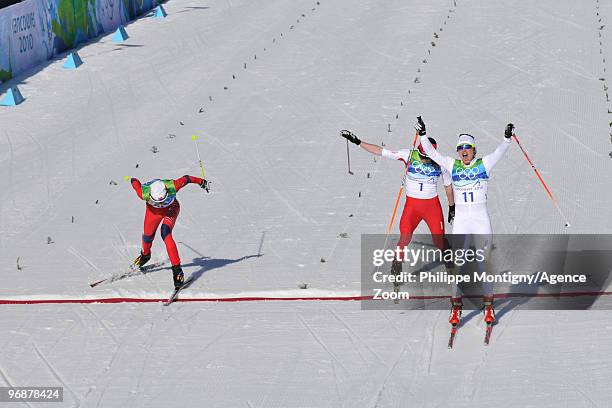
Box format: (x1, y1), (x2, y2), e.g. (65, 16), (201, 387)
(484, 323), (494, 345)
(448, 325), (458, 349)
(163, 276), (195, 306)
(89, 261), (166, 287)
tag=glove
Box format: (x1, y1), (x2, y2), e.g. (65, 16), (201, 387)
(505, 123), (515, 139)
(200, 179), (210, 192)
(415, 116), (426, 136)
(448, 204), (455, 224)
(340, 130), (361, 145)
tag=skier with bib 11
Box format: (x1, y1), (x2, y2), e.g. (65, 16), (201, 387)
(415, 116), (514, 328)
(130, 175), (209, 289)
(340, 129), (455, 281)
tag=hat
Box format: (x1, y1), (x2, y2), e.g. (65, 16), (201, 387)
(456, 133), (475, 148)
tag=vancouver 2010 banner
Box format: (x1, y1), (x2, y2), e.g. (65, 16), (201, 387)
(0, 0), (158, 83)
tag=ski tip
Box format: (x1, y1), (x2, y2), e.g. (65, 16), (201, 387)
(163, 296), (177, 306)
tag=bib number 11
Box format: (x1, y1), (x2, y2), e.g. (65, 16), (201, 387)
(462, 191), (474, 202)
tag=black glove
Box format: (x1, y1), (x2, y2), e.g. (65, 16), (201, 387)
(415, 116), (426, 136)
(200, 179), (210, 192)
(340, 130), (361, 145)
(448, 204), (455, 224)
(505, 123), (515, 139)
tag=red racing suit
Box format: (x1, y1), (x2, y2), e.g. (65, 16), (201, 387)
(131, 175), (204, 266)
(381, 148), (451, 258)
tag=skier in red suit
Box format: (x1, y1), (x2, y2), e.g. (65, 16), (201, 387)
(130, 175), (209, 289)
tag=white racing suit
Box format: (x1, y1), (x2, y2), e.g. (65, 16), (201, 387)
(420, 135), (511, 299)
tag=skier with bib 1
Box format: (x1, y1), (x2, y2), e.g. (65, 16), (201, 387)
(130, 175), (209, 289)
(415, 117), (514, 328)
(340, 130), (455, 278)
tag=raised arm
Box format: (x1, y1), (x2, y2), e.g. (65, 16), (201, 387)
(173, 175), (207, 192)
(340, 130), (383, 155)
(130, 178), (144, 200)
(482, 140), (510, 173)
(361, 141), (413, 163)
(341, 130), (414, 163)
(415, 117), (455, 173)
(380, 148), (410, 163)
(482, 124), (514, 174)
(360, 141), (383, 156)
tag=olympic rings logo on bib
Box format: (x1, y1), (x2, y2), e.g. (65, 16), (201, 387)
(455, 166), (480, 180)
(411, 162), (437, 176)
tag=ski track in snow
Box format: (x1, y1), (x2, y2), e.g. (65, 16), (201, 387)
(33, 343), (81, 407)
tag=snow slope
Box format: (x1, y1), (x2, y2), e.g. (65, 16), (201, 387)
(1, 0), (611, 406)
(3, 302), (612, 408)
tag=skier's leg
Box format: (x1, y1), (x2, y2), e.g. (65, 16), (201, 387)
(471, 210), (494, 319)
(160, 202), (181, 266)
(142, 207), (163, 256)
(475, 232), (493, 299)
(391, 197), (423, 278)
(421, 197), (446, 251)
(387, 198), (422, 283)
(448, 208), (474, 305)
(396, 197), (423, 258)
(421, 197), (460, 296)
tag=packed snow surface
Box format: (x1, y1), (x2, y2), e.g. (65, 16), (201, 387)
(1, 0), (611, 406)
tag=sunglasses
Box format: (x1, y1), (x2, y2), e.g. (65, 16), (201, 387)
(456, 144), (474, 151)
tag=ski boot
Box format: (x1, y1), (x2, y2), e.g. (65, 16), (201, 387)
(390, 259), (402, 291)
(449, 297), (462, 326)
(133, 251), (151, 269)
(483, 296), (496, 324)
(390, 259), (402, 276)
(172, 265), (184, 290)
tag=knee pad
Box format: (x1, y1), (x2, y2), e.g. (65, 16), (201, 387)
(161, 224), (173, 240)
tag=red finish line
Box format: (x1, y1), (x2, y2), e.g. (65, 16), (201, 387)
(0, 296), (371, 305)
(1, 291), (612, 305)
